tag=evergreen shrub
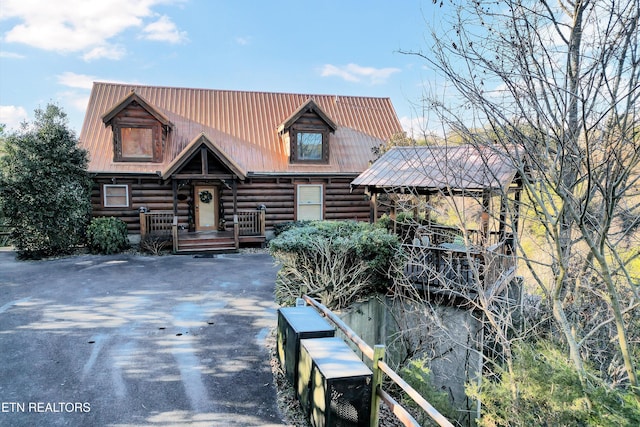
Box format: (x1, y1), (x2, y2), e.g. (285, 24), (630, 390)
(86, 217), (129, 254)
(269, 220), (400, 308)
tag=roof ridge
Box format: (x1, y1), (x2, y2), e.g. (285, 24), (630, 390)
(91, 81), (392, 101)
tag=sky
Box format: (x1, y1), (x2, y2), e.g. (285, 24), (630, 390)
(0, 0), (444, 137)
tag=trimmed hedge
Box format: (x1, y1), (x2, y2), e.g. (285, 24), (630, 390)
(269, 220), (400, 308)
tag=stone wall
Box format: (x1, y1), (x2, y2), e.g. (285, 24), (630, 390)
(336, 296), (482, 423)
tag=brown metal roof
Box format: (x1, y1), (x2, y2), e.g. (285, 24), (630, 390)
(79, 82), (403, 175)
(351, 145), (520, 193)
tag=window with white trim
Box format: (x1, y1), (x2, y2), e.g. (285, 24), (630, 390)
(103, 184), (129, 208)
(297, 184), (323, 220)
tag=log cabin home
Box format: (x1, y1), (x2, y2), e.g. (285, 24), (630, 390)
(79, 82), (403, 253)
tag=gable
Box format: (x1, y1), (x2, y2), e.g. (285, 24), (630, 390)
(162, 134), (247, 180)
(102, 91), (172, 127)
(101, 92), (173, 164)
(277, 99), (337, 134)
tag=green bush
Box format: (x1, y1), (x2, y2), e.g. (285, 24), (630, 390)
(86, 217), (129, 254)
(466, 340), (640, 427)
(269, 220), (400, 308)
(272, 220), (311, 236)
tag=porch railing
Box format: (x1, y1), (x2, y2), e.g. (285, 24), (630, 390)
(139, 211), (175, 238)
(403, 239), (516, 296)
(235, 209), (266, 236)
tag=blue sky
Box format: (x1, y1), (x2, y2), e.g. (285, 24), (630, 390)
(0, 0), (443, 137)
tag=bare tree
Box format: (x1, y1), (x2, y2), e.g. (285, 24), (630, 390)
(403, 0), (639, 396)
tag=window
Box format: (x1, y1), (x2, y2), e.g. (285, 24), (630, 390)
(103, 184), (129, 208)
(121, 127), (153, 159)
(290, 129), (329, 163)
(297, 184), (323, 220)
(296, 132), (323, 160)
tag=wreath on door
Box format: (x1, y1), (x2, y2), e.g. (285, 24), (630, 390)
(199, 190), (213, 204)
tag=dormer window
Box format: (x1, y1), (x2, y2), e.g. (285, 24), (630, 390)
(296, 131), (324, 161)
(114, 125), (160, 162)
(102, 91), (172, 163)
(121, 127), (153, 159)
(278, 99), (337, 164)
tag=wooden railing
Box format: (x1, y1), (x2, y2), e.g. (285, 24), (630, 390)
(403, 238), (515, 296)
(232, 209), (266, 250)
(139, 211), (175, 238)
(236, 209), (266, 236)
(302, 295), (454, 427)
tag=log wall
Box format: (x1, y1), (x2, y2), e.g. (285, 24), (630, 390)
(91, 174), (372, 234)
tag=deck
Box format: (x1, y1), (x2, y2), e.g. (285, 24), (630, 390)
(401, 226), (516, 301)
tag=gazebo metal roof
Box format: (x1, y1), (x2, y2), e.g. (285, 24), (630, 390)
(351, 144), (521, 194)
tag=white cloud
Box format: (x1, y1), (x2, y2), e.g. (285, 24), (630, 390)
(141, 15), (188, 44)
(235, 36), (251, 46)
(58, 91), (91, 112)
(1, 0), (187, 60)
(82, 45), (127, 62)
(0, 51), (25, 59)
(321, 63), (401, 85)
(0, 105), (28, 130)
(57, 72), (96, 90)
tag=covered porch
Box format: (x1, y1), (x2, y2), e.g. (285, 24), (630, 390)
(139, 208), (266, 253)
(139, 133), (266, 253)
(352, 144), (522, 300)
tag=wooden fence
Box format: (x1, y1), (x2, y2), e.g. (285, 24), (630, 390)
(302, 295), (454, 427)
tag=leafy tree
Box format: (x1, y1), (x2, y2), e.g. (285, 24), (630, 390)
(0, 104), (92, 258)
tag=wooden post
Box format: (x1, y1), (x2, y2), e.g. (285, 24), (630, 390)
(233, 214), (239, 249)
(370, 192), (378, 224)
(232, 179), (238, 216)
(259, 210), (266, 236)
(481, 190), (490, 247)
(139, 212), (147, 239)
(172, 179), (178, 215)
(370, 344), (386, 427)
(172, 216), (178, 253)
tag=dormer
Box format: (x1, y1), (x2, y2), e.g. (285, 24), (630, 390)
(278, 99), (337, 164)
(102, 91), (172, 163)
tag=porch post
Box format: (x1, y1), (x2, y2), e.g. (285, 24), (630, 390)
(369, 190), (378, 224)
(172, 179), (178, 215)
(232, 179), (238, 216)
(481, 190), (490, 246)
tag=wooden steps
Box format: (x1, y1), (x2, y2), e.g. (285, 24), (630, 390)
(176, 231), (236, 254)
(174, 230), (266, 254)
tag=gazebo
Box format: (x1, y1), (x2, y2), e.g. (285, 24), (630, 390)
(351, 144), (523, 299)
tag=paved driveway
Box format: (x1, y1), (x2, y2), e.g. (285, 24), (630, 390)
(0, 251), (286, 426)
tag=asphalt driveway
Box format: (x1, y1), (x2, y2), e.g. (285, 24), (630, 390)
(0, 250), (286, 426)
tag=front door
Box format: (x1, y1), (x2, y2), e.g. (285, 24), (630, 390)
(195, 186), (217, 231)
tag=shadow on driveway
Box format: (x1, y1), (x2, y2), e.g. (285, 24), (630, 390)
(0, 251), (286, 426)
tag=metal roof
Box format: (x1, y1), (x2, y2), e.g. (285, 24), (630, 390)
(79, 82), (403, 175)
(351, 145), (520, 193)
